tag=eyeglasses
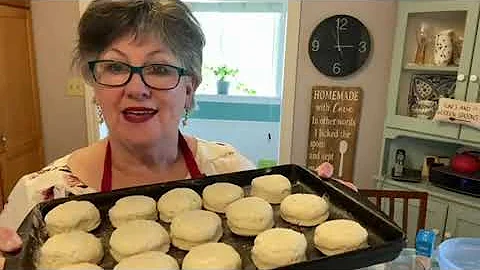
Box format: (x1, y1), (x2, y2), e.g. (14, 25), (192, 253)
(88, 60), (189, 90)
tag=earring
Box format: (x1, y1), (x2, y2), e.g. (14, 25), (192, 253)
(182, 108), (190, 127)
(93, 99), (104, 124)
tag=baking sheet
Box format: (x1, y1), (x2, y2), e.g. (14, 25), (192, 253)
(5, 164), (405, 270)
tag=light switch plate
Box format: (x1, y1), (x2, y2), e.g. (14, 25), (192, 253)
(66, 77), (85, 97)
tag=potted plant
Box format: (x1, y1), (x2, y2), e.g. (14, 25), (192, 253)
(209, 65), (239, 95)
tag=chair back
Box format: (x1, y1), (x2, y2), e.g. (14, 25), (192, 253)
(358, 189), (428, 233)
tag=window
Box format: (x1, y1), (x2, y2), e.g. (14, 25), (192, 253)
(189, 1), (287, 97)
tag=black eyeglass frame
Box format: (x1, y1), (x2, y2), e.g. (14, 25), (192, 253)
(87, 60), (189, 90)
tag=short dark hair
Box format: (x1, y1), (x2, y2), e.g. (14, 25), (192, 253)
(73, 0), (205, 87)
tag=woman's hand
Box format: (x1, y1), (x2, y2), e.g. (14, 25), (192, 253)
(0, 227), (22, 270)
(315, 162), (334, 178)
(315, 162), (358, 192)
(0, 227), (22, 252)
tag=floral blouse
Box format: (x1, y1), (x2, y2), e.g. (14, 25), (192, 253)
(0, 139), (255, 230)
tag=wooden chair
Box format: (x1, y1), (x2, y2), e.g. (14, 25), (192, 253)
(358, 189), (428, 233)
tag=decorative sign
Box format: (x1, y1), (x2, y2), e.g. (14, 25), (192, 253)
(434, 98), (480, 130)
(306, 86), (363, 182)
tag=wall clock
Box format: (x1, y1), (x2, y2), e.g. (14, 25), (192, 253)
(308, 14), (371, 77)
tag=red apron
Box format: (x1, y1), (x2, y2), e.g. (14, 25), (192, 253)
(100, 131), (204, 192)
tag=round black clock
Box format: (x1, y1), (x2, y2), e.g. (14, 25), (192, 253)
(308, 15), (371, 77)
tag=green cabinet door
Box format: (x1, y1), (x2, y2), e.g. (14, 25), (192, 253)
(459, 116), (480, 145)
(459, 17), (480, 144)
(425, 197), (449, 247)
(444, 203), (480, 239)
(386, 1), (480, 139)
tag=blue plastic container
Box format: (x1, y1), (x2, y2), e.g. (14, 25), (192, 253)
(437, 238), (480, 270)
(416, 229), (436, 257)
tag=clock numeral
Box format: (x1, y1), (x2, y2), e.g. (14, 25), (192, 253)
(311, 39), (320, 52)
(336, 17), (348, 31)
(359, 41), (367, 53)
(333, 62), (341, 75)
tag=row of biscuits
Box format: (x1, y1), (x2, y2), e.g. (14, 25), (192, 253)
(38, 174), (368, 269)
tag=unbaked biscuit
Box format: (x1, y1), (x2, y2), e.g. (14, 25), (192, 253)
(225, 197), (274, 236)
(280, 193), (329, 226)
(314, 219), (368, 256)
(38, 231), (103, 269)
(182, 243), (241, 270)
(45, 200), (100, 236)
(114, 251), (179, 270)
(170, 210), (223, 251)
(251, 228), (307, 270)
(250, 174), (291, 204)
(157, 188), (202, 222)
(109, 220), (170, 262)
(108, 195), (157, 228)
(202, 182), (244, 213)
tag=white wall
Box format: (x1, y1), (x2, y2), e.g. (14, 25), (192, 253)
(31, 0), (87, 163)
(288, 0), (397, 188)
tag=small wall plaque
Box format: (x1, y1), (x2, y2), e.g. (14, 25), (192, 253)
(306, 86), (363, 182)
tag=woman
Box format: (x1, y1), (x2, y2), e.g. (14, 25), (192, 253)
(0, 0), (337, 259)
(0, 0), (255, 253)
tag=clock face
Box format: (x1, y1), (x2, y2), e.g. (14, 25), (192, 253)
(308, 15), (371, 77)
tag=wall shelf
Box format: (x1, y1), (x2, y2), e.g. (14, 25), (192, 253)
(403, 63), (458, 72)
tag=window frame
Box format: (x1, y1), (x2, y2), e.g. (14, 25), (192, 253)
(189, 1), (287, 98)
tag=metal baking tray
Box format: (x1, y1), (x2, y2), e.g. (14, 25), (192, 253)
(5, 164), (405, 270)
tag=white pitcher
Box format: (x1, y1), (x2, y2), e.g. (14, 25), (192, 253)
(433, 29), (454, 66)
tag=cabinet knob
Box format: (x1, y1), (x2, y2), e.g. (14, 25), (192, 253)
(470, 75), (478, 82)
(457, 74), (466, 82)
(444, 232), (452, 239)
(0, 135), (6, 143)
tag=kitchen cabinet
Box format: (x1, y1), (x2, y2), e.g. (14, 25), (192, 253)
(444, 203), (480, 239)
(385, 1), (480, 144)
(376, 2), (480, 247)
(0, 0), (29, 8)
(460, 16), (480, 143)
(378, 178), (480, 248)
(0, 2), (44, 200)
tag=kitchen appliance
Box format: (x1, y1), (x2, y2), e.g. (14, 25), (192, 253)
(450, 151), (480, 174)
(429, 166), (480, 197)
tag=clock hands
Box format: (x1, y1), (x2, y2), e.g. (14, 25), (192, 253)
(334, 29), (355, 56)
(334, 17), (362, 56)
(335, 22), (343, 56)
(335, 45), (355, 48)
